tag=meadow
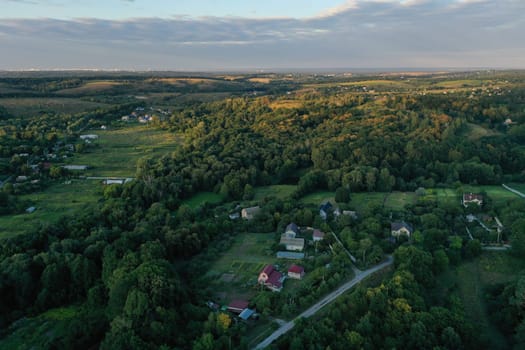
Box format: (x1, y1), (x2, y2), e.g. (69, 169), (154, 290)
(181, 192), (223, 208)
(68, 125), (182, 177)
(0, 179), (102, 238)
(0, 97), (109, 116)
(438, 252), (525, 350)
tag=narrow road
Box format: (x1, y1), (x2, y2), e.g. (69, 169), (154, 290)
(254, 256), (394, 349)
(502, 184), (525, 199)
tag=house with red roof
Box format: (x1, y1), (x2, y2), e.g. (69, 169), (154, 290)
(258, 265), (284, 292)
(227, 300), (249, 314)
(463, 193), (483, 207)
(313, 229), (325, 242)
(288, 264), (305, 280)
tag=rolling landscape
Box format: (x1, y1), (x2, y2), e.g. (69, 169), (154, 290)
(1, 0), (525, 349)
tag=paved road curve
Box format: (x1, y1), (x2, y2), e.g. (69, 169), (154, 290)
(254, 256), (394, 349)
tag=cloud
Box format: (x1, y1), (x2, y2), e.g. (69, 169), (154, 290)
(0, 0), (524, 70)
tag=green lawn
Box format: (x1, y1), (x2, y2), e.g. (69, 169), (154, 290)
(0, 306), (79, 350)
(464, 185), (522, 205)
(254, 185), (297, 200)
(181, 192), (224, 208)
(0, 179), (101, 238)
(69, 125), (182, 177)
(441, 252), (525, 349)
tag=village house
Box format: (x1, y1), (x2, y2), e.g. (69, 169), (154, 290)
(391, 222), (413, 237)
(342, 210), (358, 219)
(279, 237), (305, 251)
(80, 134), (99, 140)
(313, 229), (325, 242)
(284, 223), (300, 238)
(241, 206), (261, 220)
(463, 193), (483, 207)
(280, 223), (305, 251)
(287, 264), (305, 280)
(227, 300), (249, 314)
(258, 265), (284, 292)
(319, 201), (333, 220)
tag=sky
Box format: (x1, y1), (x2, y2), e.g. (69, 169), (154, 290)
(0, 0), (524, 71)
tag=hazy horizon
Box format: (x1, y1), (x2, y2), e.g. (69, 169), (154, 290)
(1, 0), (524, 70)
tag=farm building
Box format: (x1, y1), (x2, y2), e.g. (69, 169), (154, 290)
(258, 265), (284, 292)
(241, 206), (261, 220)
(80, 134), (98, 140)
(288, 264), (305, 280)
(63, 165), (88, 171)
(391, 222), (413, 237)
(276, 251), (305, 259)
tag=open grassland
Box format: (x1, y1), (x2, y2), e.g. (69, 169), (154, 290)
(181, 192), (223, 208)
(300, 191), (334, 205)
(304, 79), (412, 90)
(440, 252), (525, 350)
(0, 97), (108, 116)
(0, 180), (101, 238)
(0, 306), (79, 350)
(206, 233), (277, 303)
(69, 125), (181, 177)
(254, 185), (297, 200)
(56, 80), (124, 94)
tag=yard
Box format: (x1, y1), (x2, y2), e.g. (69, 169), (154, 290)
(0, 179), (102, 238)
(206, 233), (278, 303)
(67, 125), (182, 177)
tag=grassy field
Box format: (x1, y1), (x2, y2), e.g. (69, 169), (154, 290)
(181, 192), (223, 208)
(254, 185), (297, 200)
(300, 191), (334, 205)
(0, 97), (108, 116)
(0, 306), (79, 350)
(440, 252), (525, 349)
(464, 185), (521, 205)
(0, 179), (101, 238)
(206, 233), (277, 303)
(384, 191), (417, 209)
(507, 183), (525, 194)
(68, 125), (181, 177)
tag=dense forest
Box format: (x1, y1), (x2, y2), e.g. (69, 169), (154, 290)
(0, 71), (525, 349)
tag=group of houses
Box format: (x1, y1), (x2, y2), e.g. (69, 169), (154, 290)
(389, 192), (485, 240)
(257, 263), (305, 292)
